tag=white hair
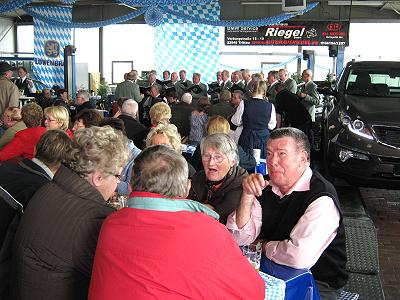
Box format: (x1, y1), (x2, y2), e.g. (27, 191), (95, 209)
(121, 99), (138, 117)
(181, 93), (192, 105)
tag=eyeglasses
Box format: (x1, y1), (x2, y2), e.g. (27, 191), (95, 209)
(45, 117), (58, 122)
(108, 173), (122, 182)
(202, 153), (226, 164)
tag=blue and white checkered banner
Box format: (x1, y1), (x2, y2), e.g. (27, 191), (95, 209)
(32, 6), (72, 89)
(155, 0), (220, 84)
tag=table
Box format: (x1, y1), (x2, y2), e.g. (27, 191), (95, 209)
(19, 96), (36, 108)
(260, 256), (321, 300)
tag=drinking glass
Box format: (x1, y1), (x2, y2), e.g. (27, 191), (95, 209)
(241, 243), (262, 271)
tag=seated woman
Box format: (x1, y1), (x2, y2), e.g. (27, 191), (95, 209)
(189, 96), (210, 145)
(44, 106), (73, 137)
(189, 115), (256, 172)
(146, 123), (196, 178)
(72, 109), (103, 133)
(0, 103), (45, 161)
(149, 102), (171, 128)
(11, 126), (130, 300)
(189, 133), (248, 224)
(0, 107), (27, 149)
(99, 117), (141, 197)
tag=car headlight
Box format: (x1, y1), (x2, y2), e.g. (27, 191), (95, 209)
(338, 110), (374, 140)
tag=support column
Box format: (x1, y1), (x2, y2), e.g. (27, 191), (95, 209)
(336, 46), (345, 77)
(99, 27), (103, 79)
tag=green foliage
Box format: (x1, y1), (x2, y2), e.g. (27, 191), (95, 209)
(98, 81), (108, 100)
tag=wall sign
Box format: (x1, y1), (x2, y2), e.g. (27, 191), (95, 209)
(225, 21), (349, 46)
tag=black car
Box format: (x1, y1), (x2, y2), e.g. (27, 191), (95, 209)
(319, 61), (400, 189)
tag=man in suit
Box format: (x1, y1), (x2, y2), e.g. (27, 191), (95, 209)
(278, 68), (297, 94)
(175, 70), (192, 99)
(118, 99), (148, 149)
(115, 70), (141, 103)
(190, 73), (207, 107)
(170, 93), (194, 139)
(231, 71), (245, 89)
(14, 67), (36, 96)
(297, 69), (320, 122)
(139, 85), (164, 127)
(220, 70), (233, 91)
(267, 70), (279, 105)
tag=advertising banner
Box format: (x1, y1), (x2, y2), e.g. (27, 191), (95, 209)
(225, 21), (349, 46)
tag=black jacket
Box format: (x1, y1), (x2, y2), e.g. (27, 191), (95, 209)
(11, 165), (115, 300)
(118, 114), (149, 149)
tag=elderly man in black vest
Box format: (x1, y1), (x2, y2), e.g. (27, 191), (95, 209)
(227, 127), (348, 300)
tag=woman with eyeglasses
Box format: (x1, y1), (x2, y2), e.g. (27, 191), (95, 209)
(44, 105), (73, 137)
(11, 126), (130, 300)
(189, 133), (248, 224)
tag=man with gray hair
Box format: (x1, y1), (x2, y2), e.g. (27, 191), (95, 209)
(74, 90), (95, 115)
(89, 145), (265, 300)
(115, 70), (141, 103)
(227, 127), (348, 299)
(118, 99), (148, 149)
(170, 93), (194, 139)
(0, 62), (19, 115)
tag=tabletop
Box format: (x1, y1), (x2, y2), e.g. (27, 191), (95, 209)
(260, 256), (321, 300)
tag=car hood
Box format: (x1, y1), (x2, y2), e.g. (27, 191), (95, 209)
(343, 94), (400, 124)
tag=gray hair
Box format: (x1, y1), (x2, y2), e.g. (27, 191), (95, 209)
(121, 99), (138, 117)
(76, 90), (90, 102)
(200, 133), (239, 166)
(68, 126), (130, 177)
(181, 93), (192, 104)
(269, 127), (311, 161)
(132, 145), (188, 197)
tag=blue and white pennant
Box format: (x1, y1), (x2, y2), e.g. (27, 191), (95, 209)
(154, 0), (220, 84)
(32, 6), (72, 89)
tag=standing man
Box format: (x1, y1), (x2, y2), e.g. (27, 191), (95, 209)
(89, 145), (265, 300)
(278, 68), (297, 94)
(220, 70), (233, 91)
(266, 70), (279, 105)
(227, 127), (348, 299)
(115, 70), (141, 103)
(297, 69), (320, 122)
(14, 67), (36, 96)
(162, 70), (170, 81)
(190, 72), (207, 106)
(0, 62), (19, 115)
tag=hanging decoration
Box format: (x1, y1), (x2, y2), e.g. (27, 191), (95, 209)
(144, 6), (164, 27)
(0, 0), (319, 29)
(0, 0), (31, 14)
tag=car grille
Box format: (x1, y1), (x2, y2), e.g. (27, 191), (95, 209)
(373, 125), (400, 149)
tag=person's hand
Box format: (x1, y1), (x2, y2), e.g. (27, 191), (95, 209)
(28, 79), (34, 88)
(299, 92), (307, 98)
(242, 173), (269, 198)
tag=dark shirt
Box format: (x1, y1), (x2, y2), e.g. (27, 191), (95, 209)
(118, 114), (149, 149)
(275, 89), (311, 127)
(170, 102), (194, 138)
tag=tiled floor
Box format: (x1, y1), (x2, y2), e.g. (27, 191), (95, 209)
(359, 188), (400, 300)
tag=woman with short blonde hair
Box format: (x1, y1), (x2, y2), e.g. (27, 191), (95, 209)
(146, 123), (181, 153)
(149, 102), (171, 127)
(44, 106), (70, 131)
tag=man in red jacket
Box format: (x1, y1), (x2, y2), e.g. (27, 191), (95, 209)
(89, 145), (265, 300)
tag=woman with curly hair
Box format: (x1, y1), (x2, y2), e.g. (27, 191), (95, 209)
(11, 126), (130, 300)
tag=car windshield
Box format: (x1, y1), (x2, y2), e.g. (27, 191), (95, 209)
(345, 67), (400, 97)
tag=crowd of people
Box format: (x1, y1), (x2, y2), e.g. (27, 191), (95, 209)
(0, 61), (348, 300)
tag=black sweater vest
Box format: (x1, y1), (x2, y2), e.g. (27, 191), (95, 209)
(259, 171), (348, 289)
